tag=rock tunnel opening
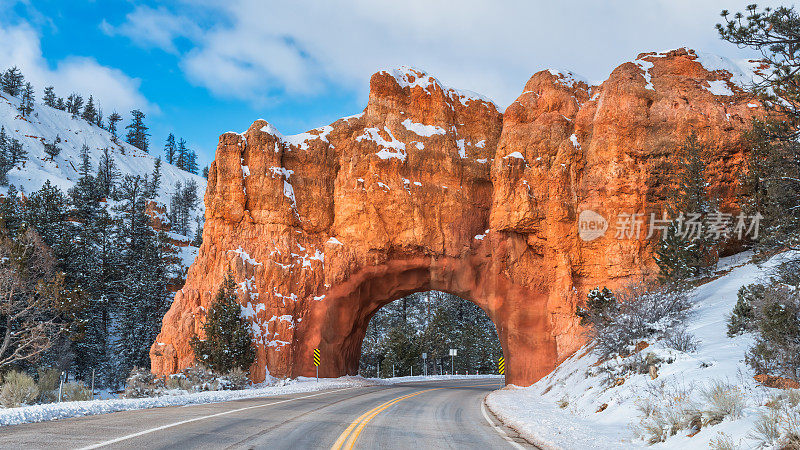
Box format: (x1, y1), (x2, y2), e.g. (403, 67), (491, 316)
(358, 290), (503, 378)
(293, 255), (554, 385)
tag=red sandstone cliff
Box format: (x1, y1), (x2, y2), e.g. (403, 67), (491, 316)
(151, 48), (763, 386)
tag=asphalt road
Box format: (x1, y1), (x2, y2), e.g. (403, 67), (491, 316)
(0, 378), (533, 449)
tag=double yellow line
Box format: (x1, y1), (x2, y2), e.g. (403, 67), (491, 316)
(330, 383), (501, 450)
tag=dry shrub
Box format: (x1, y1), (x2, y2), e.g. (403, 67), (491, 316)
(0, 370), (39, 407)
(582, 281), (693, 359)
(709, 432), (738, 450)
(702, 382), (745, 424)
(217, 368), (250, 391)
(61, 382), (92, 401)
(36, 367), (60, 403)
(750, 410), (781, 447)
(123, 367), (163, 398)
(165, 373), (192, 391)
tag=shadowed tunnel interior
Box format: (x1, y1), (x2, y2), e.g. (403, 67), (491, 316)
(358, 290), (503, 378)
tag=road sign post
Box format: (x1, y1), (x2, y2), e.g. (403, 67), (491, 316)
(498, 357), (505, 376)
(313, 348), (321, 382)
(449, 349), (457, 375)
(422, 352), (427, 377)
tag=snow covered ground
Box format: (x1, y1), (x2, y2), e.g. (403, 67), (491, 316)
(0, 91), (206, 216)
(486, 251), (799, 449)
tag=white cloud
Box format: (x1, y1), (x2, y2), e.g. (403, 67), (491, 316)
(100, 6), (200, 54)
(0, 22), (157, 116)
(114, 0), (785, 108)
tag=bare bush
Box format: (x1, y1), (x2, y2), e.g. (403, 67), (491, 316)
(750, 410), (781, 447)
(709, 432), (737, 450)
(61, 382), (92, 401)
(0, 229), (72, 369)
(125, 365), (253, 398)
(635, 380), (699, 444)
(702, 382), (745, 424)
(35, 367), (60, 403)
(0, 370), (39, 407)
(123, 367), (163, 398)
(217, 368), (250, 391)
(583, 281), (693, 359)
(165, 373), (192, 391)
(664, 328), (699, 353)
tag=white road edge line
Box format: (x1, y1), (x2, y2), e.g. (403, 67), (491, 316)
(78, 387), (358, 450)
(481, 399), (525, 450)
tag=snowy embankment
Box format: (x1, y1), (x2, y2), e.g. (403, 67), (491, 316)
(0, 376), (378, 426)
(486, 251), (798, 449)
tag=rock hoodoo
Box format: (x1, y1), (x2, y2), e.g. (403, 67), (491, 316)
(151, 48), (763, 386)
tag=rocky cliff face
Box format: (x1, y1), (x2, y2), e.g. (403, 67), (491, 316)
(151, 48), (763, 386)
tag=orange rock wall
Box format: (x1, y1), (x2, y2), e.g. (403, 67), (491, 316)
(151, 49), (761, 386)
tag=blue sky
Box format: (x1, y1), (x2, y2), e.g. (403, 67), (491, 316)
(0, 0), (782, 167)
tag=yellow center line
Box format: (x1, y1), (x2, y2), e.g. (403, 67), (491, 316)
(330, 382), (503, 450)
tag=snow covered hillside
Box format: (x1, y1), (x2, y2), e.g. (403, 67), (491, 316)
(0, 91), (206, 211)
(486, 251), (800, 449)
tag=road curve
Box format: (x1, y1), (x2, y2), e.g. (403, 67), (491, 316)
(0, 378), (533, 449)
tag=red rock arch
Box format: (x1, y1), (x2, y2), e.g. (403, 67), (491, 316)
(151, 50), (759, 386)
(297, 255), (557, 384)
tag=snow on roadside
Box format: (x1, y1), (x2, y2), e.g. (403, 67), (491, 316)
(0, 374), (502, 427)
(0, 376), (377, 427)
(487, 386), (638, 449)
(486, 251), (798, 449)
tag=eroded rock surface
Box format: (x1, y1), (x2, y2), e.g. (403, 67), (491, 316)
(151, 49), (762, 386)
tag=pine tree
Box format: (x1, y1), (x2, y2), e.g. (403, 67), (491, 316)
(0, 127), (12, 185)
(43, 135), (61, 159)
(146, 158), (162, 199)
(43, 86), (57, 108)
(55, 97), (65, 111)
(576, 287), (617, 327)
(96, 109), (104, 129)
(202, 166), (209, 179)
(125, 110), (149, 152)
(7, 137), (27, 166)
(192, 216), (203, 247)
(186, 150), (198, 175)
(67, 158), (119, 382)
(96, 147), (120, 199)
(169, 180), (198, 236)
(654, 132), (718, 281)
(66, 94), (84, 117)
(191, 269), (255, 373)
(719, 6), (800, 248)
(18, 82), (34, 117)
(176, 138), (188, 170)
(113, 175), (170, 383)
(1, 67), (24, 96)
(82, 95), (97, 124)
(164, 133), (176, 164)
(107, 112), (122, 143)
(25, 181), (74, 269)
(0, 185), (22, 232)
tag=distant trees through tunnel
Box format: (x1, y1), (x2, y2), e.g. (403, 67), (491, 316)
(359, 291), (502, 378)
